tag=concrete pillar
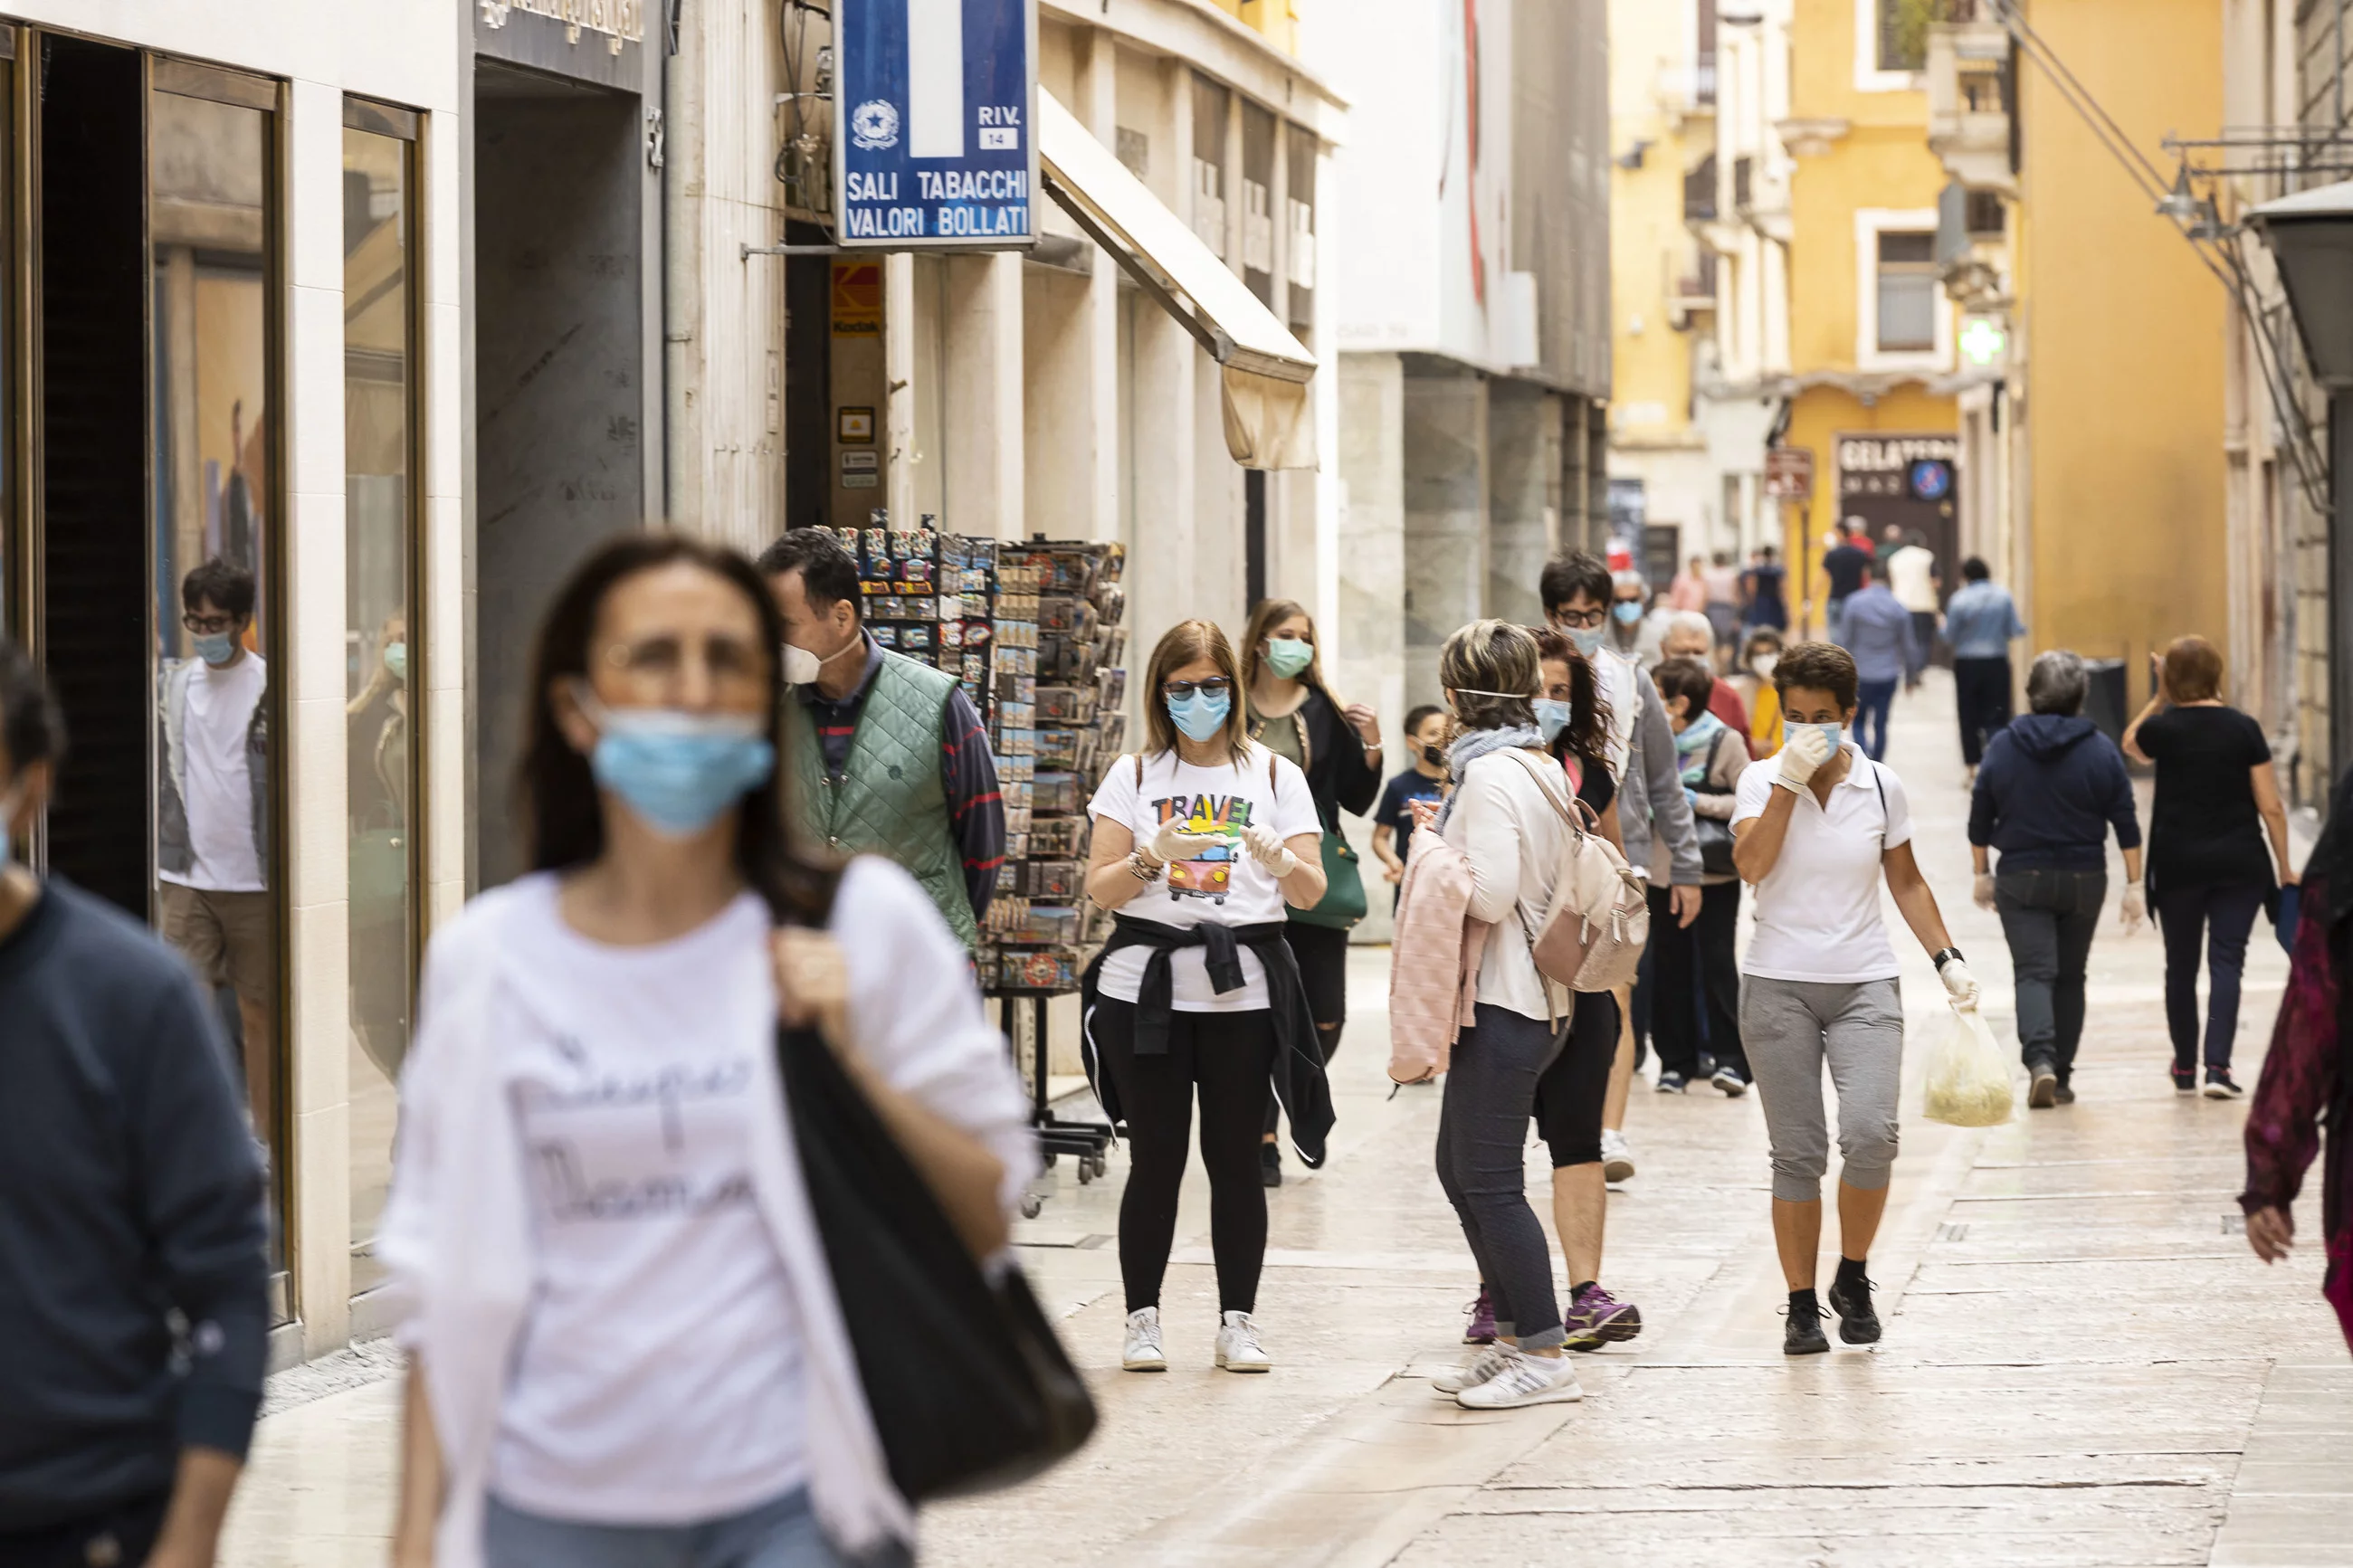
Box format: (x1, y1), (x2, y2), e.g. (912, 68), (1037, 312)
(942, 252), (1024, 537)
(1336, 352), (1406, 940)
(1402, 368), (1490, 716)
(1488, 382), (1561, 625)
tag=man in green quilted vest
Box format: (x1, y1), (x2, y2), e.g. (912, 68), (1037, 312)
(759, 530), (1002, 948)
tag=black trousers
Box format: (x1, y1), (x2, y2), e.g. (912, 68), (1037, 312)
(1954, 656), (2014, 766)
(1995, 868), (2106, 1081)
(0, 1490), (169, 1568)
(1534, 988), (1622, 1167)
(1091, 996), (1276, 1314)
(1653, 880), (1747, 1079)
(2156, 882), (2267, 1071)
(1266, 922), (1348, 1136)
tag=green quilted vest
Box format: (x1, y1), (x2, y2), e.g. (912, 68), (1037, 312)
(788, 651), (978, 948)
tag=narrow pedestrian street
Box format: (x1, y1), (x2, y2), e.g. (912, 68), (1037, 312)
(221, 674), (2351, 1568)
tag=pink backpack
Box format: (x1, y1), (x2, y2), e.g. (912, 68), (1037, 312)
(1501, 749), (1650, 993)
(1386, 827), (1491, 1083)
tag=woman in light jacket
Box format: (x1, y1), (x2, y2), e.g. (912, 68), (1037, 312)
(381, 534), (1034, 1568)
(1417, 620), (1588, 1410)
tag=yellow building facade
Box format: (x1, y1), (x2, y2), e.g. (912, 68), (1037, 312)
(1776, 0), (1958, 638)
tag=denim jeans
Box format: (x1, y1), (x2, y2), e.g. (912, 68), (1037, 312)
(1995, 868), (2107, 1081)
(1435, 1003), (1567, 1349)
(1853, 678), (1898, 761)
(2156, 882), (2267, 1071)
(483, 1488), (901, 1568)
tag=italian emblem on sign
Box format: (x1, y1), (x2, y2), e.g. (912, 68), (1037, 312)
(850, 100), (901, 151)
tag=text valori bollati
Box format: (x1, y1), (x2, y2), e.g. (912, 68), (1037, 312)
(478, 0), (643, 54)
(842, 169), (1033, 241)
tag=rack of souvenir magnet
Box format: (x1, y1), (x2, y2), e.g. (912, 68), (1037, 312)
(810, 514), (997, 703)
(976, 538), (1129, 1183)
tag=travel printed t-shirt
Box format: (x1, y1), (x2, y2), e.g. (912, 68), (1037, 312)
(1731, 746), (1913, 983)
(1089, 745), (1320, 1011)
(490, 880), (808, 1524)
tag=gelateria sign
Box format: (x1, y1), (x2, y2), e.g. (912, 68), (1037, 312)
(479, 0), (643, 55)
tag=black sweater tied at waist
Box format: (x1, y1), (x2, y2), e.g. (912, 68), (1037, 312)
(1080, 913), (1336, 1166)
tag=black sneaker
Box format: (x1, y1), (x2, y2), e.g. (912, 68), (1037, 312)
(1655, 1070), (1688, 1094)
(1826, 1273), (1881, 1345)
(2170, 1063), (2198, 1094)
(2026, 1059), (2059, 1109)
(1783, 1301), (1830, 1356)
(1711, 1063), (1750, 1097)
(1696, 1052), (1719, 1080)
(2053, 1080), (2077, 1105)
(2203, 1069), (2245, 1100)
(1261, 1143), (1283, 1187)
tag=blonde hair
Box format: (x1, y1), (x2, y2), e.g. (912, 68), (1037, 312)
(1141, 619), (1250, 762)
(1439, 620), (1540, 732)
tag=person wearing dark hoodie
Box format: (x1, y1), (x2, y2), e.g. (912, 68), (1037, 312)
(1968, 650), (2145, 1107)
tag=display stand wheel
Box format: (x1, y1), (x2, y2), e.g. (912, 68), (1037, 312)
(1019, 1193), (1044, 1220)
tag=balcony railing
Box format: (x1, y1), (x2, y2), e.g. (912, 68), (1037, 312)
(1683, 153), (1718, 223)
(1926, 8), (2015, 191)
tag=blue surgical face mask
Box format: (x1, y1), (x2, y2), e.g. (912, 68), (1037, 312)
(1612, 601), (1644, 626)
(1564, 624), (1605, 658)
(194, 632), (237, 666)
(1533, 698), (1574, 745)
(1165, 687), (1233, 744)
(575, 688), (776, 839)
(384, 641), (407, 682)
(1263, 637), (1314, 680)
(1806, 721), (1845, 753)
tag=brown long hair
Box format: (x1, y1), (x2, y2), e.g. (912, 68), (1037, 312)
(517, 530), (835, 924)
(1141, 619), (1251, 764)
(1239, 597), (1341, 708)
(1530, 626), (1613, 769)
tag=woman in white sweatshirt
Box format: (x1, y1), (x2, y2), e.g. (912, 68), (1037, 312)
(1421, 620), (1587, 1411)
(379, 533), (1034, 1568)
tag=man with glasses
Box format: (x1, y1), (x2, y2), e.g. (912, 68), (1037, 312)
(0, 637), (268, 1568)
(157, 559), (274, 1137)
(759, 529), (1004, 948)
(1539, 553), (1702, 1183)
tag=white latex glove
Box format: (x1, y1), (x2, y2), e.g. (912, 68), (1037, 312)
(1776, 723), (1834, 790)
(1972, 872), (1996, 911)
(1148, 820), (1223, 865)
(1241, 822), (1300, 878)
(2120, 883), (2147, 934)
(1939, 958), (1981, 1011)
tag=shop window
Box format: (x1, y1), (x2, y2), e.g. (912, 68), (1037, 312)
(342, 101), (419, 1297)
(1191, 74), (1228, 257)
(1875, 230), (1939, 352)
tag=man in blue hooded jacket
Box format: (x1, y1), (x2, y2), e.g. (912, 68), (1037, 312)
(1967, 649), (2145, 1107)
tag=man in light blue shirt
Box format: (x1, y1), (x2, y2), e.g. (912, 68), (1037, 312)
(1941, 556), (2028, 781)
(1837, 572), (1913, 761)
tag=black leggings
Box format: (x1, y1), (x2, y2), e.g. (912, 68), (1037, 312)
(1266, 921), (1348, 1135)
(1533, 989), (1620, 1167)
(1090, 997), (1277, 1315)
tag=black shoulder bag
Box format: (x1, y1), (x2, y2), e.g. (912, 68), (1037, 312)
(775, 908), (1095, 1501)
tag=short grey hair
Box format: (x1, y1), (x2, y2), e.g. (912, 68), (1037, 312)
(1611, 569), (1648, 596)
(1664, 610), (1715, 648)
(2026, 649), (2090, 717)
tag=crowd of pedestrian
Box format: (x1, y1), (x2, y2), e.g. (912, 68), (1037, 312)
(7, 508), (2351, 1568)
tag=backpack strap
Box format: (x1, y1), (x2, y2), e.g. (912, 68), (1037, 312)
(1502, 747), (1594, 837)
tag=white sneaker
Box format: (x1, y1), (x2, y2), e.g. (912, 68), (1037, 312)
(1122, 1307), (1167, 1372)
(1215, 1310), (1272, 1373)
(1455, 1350), (1585, 1410)
(1601, 1127), (1635, 1183)
(1431, 1343), (1517, 1396)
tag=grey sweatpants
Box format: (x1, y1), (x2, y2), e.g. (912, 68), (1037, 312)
(1739, 975), (1905, 1203)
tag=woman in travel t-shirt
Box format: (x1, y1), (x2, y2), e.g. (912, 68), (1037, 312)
(1081, 619), (1327, 1379)
(2125, 634), (2300, 1097)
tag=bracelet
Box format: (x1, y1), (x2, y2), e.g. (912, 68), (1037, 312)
(1128, 851), (1165, 883)
(1932, 946), (1965, 971)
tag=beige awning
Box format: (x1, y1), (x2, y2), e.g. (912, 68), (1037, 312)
(1037, 90), (1318, 470)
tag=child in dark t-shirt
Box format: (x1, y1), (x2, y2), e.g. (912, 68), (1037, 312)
(1372, 706), (1450, 908)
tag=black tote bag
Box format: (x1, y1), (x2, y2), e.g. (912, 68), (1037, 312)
(775, 1022), (1097, 1502)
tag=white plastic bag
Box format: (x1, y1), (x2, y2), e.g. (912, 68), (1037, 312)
(1920, 1003), (2015, 1128)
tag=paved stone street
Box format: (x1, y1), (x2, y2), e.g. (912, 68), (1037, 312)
(222, 673), (2352, 1567)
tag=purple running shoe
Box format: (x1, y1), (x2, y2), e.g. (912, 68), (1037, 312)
(1563, 1284), (1643, 1351)
(1463, 1288), (1498, 1345)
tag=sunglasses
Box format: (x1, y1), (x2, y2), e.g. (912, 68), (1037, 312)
(1161, 678), (1234, 700)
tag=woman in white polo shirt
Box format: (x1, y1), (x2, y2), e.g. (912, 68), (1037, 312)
(1730, 641), (1977, 1355)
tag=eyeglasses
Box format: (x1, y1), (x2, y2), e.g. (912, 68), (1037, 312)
(1161, 678), (1234, 700)
(1548, 607), (1605, 631)
(598, 632), (770, 695)
(183, 613), (241, 635)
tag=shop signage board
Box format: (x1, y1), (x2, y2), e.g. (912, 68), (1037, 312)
(834, 0), (1039, 249)
(1763, 445), (1815, 502)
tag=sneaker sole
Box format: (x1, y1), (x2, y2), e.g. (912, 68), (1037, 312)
(1603, 1158), (1635, 1183)
(2202, 1083), (2243, 1099)
(1712, 1075), (1748, 1097)
(2028, 1070), (2058, 1109)
(1215, 1356), (1272, 1373)
(1565, 1308), (1644, 1352)
(1456, 1380), (1584, 1410)
(1784, 1335), (1831, 1356)
(1122, 1356), (1167, 1373)
(1462, 1332), (1497, 1345)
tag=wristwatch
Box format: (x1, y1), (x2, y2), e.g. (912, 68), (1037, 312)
(1931, 946), (1965, 971)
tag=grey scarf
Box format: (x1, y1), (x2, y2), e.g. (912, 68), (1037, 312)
(1435, 724), (1548, 832)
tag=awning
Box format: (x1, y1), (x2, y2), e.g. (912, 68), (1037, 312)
(1037, 90), (1318, 470)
